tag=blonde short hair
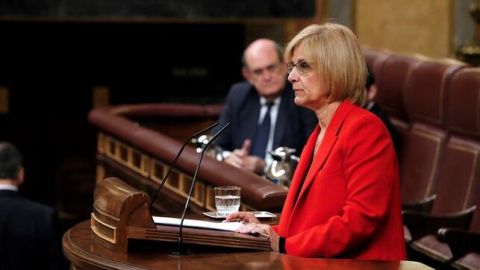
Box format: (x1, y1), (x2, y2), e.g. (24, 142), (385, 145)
(284, 23), (366, 105)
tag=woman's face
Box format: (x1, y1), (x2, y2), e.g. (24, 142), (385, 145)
(287, 44), (328, 112)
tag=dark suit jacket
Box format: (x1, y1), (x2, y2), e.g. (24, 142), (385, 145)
(214, 81), (317, 157)
(0, 190), (67, 270)
(273, 100), (406, 259)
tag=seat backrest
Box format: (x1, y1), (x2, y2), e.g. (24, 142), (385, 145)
(398, 59), (463, 206)
(430, 137), (480, 215)
(362, 47), (392, 78)
(446, 68), (480, 140)
(375, 54), (424, 121)
(431, 67), (480, 215)
(400, 122), (448, 204)
(376, 55), (426, 164)
(405, 59), (464, 127)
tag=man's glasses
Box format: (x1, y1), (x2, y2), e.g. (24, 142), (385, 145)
(286, 60), (313, 76)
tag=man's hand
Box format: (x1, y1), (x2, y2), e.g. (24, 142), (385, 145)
(224, 139), (266, 175)
(224, 139), (251, 168)
(243, 156), (266, 175)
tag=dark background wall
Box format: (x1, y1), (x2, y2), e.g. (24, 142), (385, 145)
(0, 0), (314, 18)
(0, 21), (245, 208)
(0, 0), (317, 224)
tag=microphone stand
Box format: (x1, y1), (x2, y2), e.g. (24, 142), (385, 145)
(149, 122), (219, 209)
(171, 122), (230, 255)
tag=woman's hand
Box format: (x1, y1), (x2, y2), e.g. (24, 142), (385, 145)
(224, 211), (280, 252)
(224, 211), (260, 224)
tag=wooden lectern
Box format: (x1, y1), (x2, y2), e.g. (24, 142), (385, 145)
(91, 177), (156, 252)
(90, 177), (270, 253)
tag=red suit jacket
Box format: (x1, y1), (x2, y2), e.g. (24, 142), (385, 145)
(273, 100), (406, 260)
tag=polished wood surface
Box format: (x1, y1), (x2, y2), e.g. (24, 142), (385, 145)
(90, 177), (270, 253)
(91, 177), (156, 252)
(63, 220), (433, 270)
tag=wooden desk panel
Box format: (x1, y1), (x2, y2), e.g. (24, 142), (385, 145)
(63, 221), (433, 270)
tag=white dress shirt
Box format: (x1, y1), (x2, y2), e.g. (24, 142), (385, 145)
(258, 96), (281, 168)
(0, 184), (18, 191)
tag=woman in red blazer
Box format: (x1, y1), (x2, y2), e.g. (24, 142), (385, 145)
(226, 22), (406, 260)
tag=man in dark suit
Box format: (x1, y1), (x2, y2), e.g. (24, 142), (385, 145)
(213, 39), (317, 175)
(0, 142), (68, 270)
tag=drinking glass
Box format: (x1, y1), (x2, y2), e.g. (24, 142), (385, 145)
(214, 186), (241, 216)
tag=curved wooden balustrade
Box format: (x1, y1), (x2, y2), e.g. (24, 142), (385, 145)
(88, 103), (288, 215)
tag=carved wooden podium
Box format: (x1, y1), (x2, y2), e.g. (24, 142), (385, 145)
(90, 177), (156, 252)
(90, 177), (270, 253)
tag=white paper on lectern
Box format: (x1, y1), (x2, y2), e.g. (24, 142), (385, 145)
(152, 216), (242, 232)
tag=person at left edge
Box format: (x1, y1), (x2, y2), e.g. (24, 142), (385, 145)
(212, 38), (317, 176)
(0, 142), (68, 270)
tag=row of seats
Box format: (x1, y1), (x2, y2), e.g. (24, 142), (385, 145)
(363, 47), (480, 269)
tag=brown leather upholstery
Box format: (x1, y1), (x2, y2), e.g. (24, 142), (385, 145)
(375, 54), (426, 170)
(453, 204), (480, 270)
(431, 137), (480, 215)
(362, 47), (392, 78)
(400, 60), (466, 208)
(400, 122), (448, 206)
(404, 66), (480, 268)
(110, 103), (224, 118)
(105, 103), (224, 143)
(447, 68), (480, 139)
(407, 136), (480, 263)
(405, 60), (465, 126)
(437, 197), (480, 270)
(455, 253), (480, 270)
(375, 54), (424, 121)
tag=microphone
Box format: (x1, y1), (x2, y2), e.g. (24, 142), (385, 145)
(171, 122), (230, 255)
(149, 121), (220, 209)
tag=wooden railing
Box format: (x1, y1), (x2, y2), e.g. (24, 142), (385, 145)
(88, 103), (288, 215)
